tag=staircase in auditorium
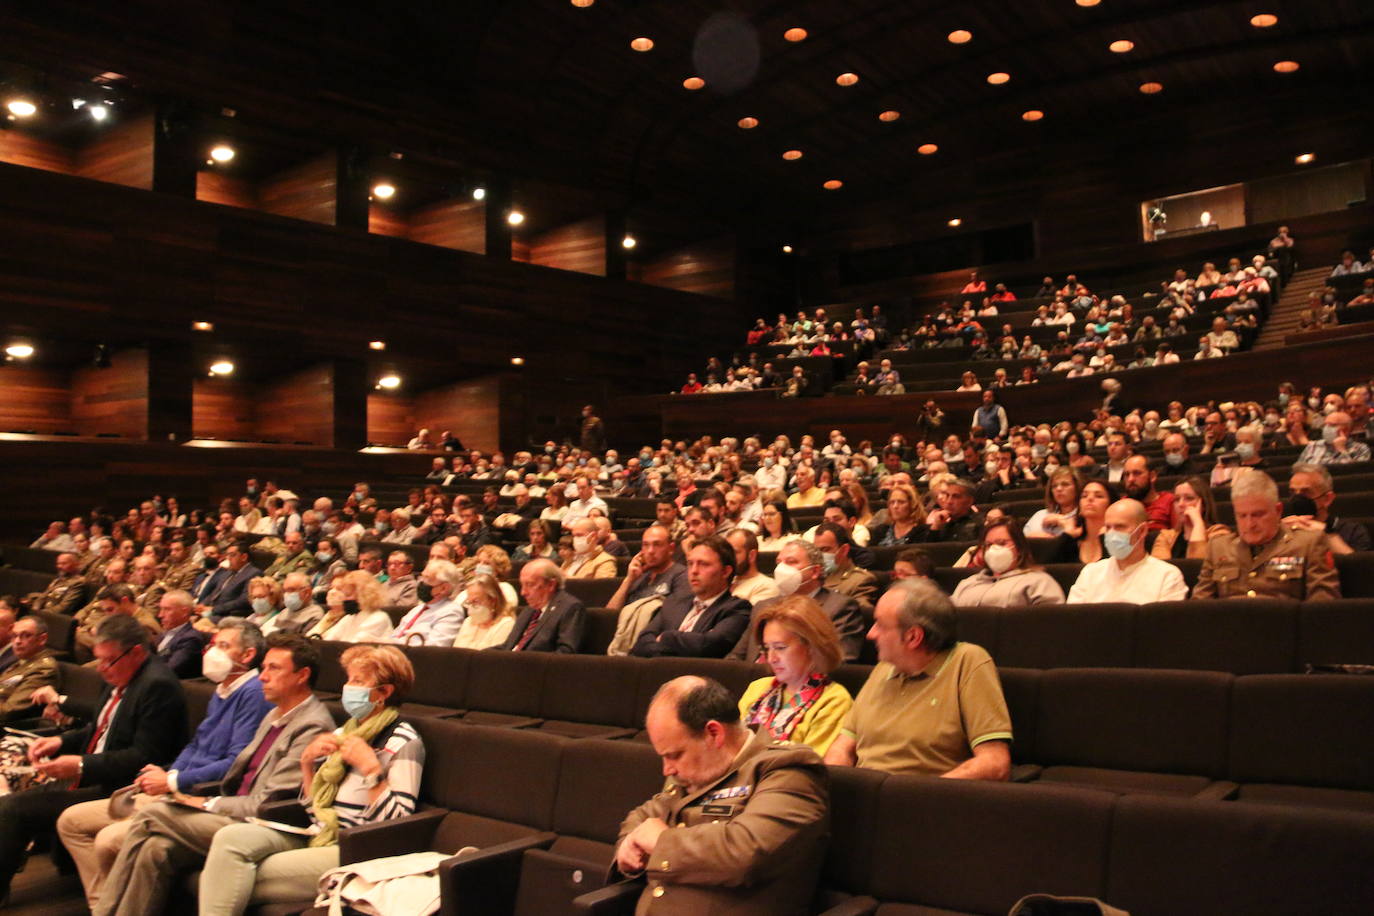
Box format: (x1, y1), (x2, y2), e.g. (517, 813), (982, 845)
(1254, 266), (1332, 350)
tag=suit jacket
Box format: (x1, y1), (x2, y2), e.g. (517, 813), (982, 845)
(728, 587), (866, 663)
(501, 590), (586, 653)
(631, 591), (752, 659)
(211, 693), (336, 818)
(57, 654), (188, 791)
(192, 566), (228, 604)
(206, 563), (263, 618)
(156, 622), (209, 679)
(611, 733), (829, 916)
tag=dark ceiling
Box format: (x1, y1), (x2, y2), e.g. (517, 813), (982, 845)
(2, 0), (1371, 239)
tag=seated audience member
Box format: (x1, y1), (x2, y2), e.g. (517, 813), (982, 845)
(390, 559), (465, 646)
(869, 483), (924, 546)
(1023, 468), (1082, 538)
(154, 589), (209, 678)
(454, 503), (494, 557)
(728, 528), (782, 606)
(952, 520), (1065, 607)
(0, 615), (187, 902)
(814, 522), (879, 610)
(78, 584), (162, 655)
(502, 559), (586, 653)
(594, 516), (631, 558)
(1193, 470), (1341, 600)
(563, 476), (608, 525)
(306, 571), (393, 642)
(607, 524), (688, 612)
(786, 465), (827, 509)
(1067, 499), (1189, 603)
(263, 572), (325, 636)
(379, 507), (416, 544)
(1121, 455), (1175, 531)
(58, 619), (272, 908)
(739, 597), (854, 755)
(1160, 432), (1202, 476)
(921, 477), (983, 542)
(757, 499), (800, 552)
(1151, 476), (1228, 560)
(612, 676), (829, 915)
(308, 538), (347, 602)
(892, 547), (935, 582)
(245, 575), (283, 630)
(1051, 478), (1118, 564)
(562, 517), (618, 578)
(729, 539), (865, 663)
(109, 644), (420, 916)
(199, 544), (262, 621)
(262, 531), (316, 582)
(1210, 426), (1266, 489)
(825, 579), (1011, 779)
(382, 552), (418, 607)
(631, 536), (752, 659)
(26, 551), (87, 615)
(451, 573), (517, 650)
(1285, 463), (1372, 554)
(513, 518), (557, 563)
(0, 616), (59, 723)
(1298, 410), (1371, 466)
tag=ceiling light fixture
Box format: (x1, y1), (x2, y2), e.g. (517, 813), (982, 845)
(472, 187), (486, 201)
(947, 29), (973, 44)
(1022, 109), (1045, 121)
(510, 356), (526, 366)
(507, 210), (525, 226)
(917, 143), (939, 155)
(191, 321), (214, 332)
(208, 360), (235, 376)
(6, 99), (37, 118)
(372, 183), (396, 200)
(1295, 152), (1315, 164)
(376, 374), (401, 390)
(369, 340), (387, 350)
(208, 145), (235, 163)
(622, 234), (637, 249)
(987, 72), (1011, 85)
(836, 72), (859, 86)
(782, 245), (793, 254)
(823, 179), (843, 190)
(5, 343), (35, 359)
(1250, 13), (1278, 27)
(630, 37), (654, 52)
(89, 104), (109, 122)
(948, 218), (962, 227)
(683, 77), (705, 90)
(1076, 0), (1100, 6)
(1139, 81), (1163, 94)
(782, 149), (803, 160)
(570, 0), (594, 6)
(879, 110), (901, 122)
(737, 116), (759, 129)
(784, 27), (808, 42)
(1273, 60), (1299, 73)
(1109, 39), (1134, 53)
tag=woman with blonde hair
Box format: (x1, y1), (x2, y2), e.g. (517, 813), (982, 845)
(472, 544), (520, 607)
(245, 576), (284, 631)
(1024, 467), (1082, 538)
(308, 570), (392, 642)
(451, 573), (517, 650)
(841, 481), (874, 527)
(737, 596), (854, 755)
(870, 483), (924, 546)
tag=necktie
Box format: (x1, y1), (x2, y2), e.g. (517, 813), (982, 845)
(680, 599), (707, 632)
(235, 724), (285, 795)
(514, 607), (544, 651)
(397, 604), (431, 637)
(86, 686), (125, 753)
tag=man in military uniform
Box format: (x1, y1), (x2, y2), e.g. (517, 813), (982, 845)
(261, 530), (317, 581)
(129, 556), (166, 620)
(26, 551), (87, 616)
(609, 676), (829, 915)
(0, 617), (60, 723)
(76, 584), (163, 657)
(158, 539), (201, 593)
(84, 538), (118, 589)
(1193, 469), (1341, 600)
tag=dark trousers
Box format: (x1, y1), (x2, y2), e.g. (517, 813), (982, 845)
(0, 784), (103, 894)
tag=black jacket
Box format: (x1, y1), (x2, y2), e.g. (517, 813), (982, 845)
(501, 590), (586, 653)
(631, 591), (752, 659)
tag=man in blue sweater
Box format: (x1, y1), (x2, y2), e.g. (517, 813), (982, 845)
(56, 618), (273, 909)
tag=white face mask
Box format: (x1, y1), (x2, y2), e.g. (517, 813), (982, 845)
(465, 602), (493, 624)
(572, 535), (592, 554)
(772, 562), (804, 597)
(201, 646), (234, 683)
(983, 544), (1016, 575)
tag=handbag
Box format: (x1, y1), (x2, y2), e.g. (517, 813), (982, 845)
(314, 848), (476, 916)
(1008, 893), (1130, 916)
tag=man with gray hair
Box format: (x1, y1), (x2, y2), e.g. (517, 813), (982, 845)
(728, 538), (865, 663)
(390, 559), (465, 645)
(608, 676), (829, 915)
(154, 589), (208, 678)
(25, 550), (87, 616)
(1286, 463), (1372, 554)
(1193, 469), (1341, 599)
(502, 558), (585, 653)
(825, 579), (1012, 779)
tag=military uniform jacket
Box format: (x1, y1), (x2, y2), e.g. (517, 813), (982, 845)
(611, 733), (829, 916)
(1193, 525), (1340, 600)
(36, 574), (86, 615)
(160, 558), (201, 592)
(0, 650), (60, 718)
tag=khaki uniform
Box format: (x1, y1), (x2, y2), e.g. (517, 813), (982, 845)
(1192, 525), (1341, 600)
(31, 574), (87, 616)
(263, 549), (317, 581)
(134, 582), (165, 617)
(825, 564), (878, 612)
(84, 556), (113, 590)
(76, 607), (163, 653)
(0, 650), (59, 719)
(160, 558), (201, 592)
(612, 733), (829, 916)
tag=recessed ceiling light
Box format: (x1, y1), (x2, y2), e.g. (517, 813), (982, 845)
(372, 183), (396, 200)
(510, 356), (526, 366)
(782, 245), (793, 254)
(784, 27), (808, 42)
(1139, 81), (1163, 94)
(1109, 39), (1134, 53)
(683, 77), (705, 90)
(987, 72), (1011, 85)
(782, 149), (804, 160)
(823, 179), (843, 190)
(948, 218), (962, 227)
(377, 374), (401, 390)
(1273, 60), (1299, 73)
(570, 0), (594, 6)
(1076, 0), (1100, 6)
(6, 99), (37, 118)
(507, 210), (525, 226)
(947, 29), (973, 44)
(209, 360), (235, 376)
(1250, 13), (1278, 27)
(917, 143), (939, 155)
(630, 37), (654, 52)
(472, 187), (486, 201)
(89, 105), (109, 122)
(878, 110), (901, 122)
(622, 234), (637, 249)
(836, 72), (859, 86)
(369, 340), (387, 350)
(5, 344), (35, 359)
(209, 145), (235, 163)
(1022, 109), (1045, 121)
(1295, 153), (1315, 164)
(737, 116), (759, 129)
(192, 321), (214, 332)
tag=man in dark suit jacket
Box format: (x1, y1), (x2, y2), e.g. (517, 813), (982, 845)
(0, 614), (187, 900)
(199, 544), (261, 620)
(502, 559), (586, 653)
(189, 544), (226, 605)
(631, 536), (752, 658)
(153, 589), (208, 678)
(727, 540), (867, 663)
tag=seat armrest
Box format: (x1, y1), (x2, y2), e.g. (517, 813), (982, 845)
(1010, 763), (1043, 783)
(572, 880), (643, 916)
(339, 806), (449, 865)
(1195, 780), (1239, 801)
(257, 799), (311, 827)
(189, 780), (224, 796)
(814, 895), (880, 916)
(438, 831), (557, 916)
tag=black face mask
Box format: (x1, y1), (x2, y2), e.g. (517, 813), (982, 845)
(204, 557), (219, 570)
(342, 599), (361, 616)
(416, 582), (434, 603)
(1283, 494), (1318, 517)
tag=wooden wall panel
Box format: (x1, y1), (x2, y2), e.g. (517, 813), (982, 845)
(192, 377), (257, 440)
(366, 393), (416, 447)
(1155, 185), (1246, 238)
(0, 366), (73, 434)
(256, 363), (335, 445)
(69, 349), (148, 438)
(73, 114), (154, 190)
(633, 237), (735, 298)
(510, 238), (531, 263)
(528, 215), (605, 276)
(367, 204), (408, 239)
(258, 153), (336, 226)
(405, 199), (485, 254)
(197, 170), (258, 210)
(414, 375), (503, 454)
(1248, 161), (1369, 227)
(0, 131), (74, 175)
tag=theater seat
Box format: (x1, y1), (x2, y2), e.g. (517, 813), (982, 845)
(458, 651), (547, 728)
(535, 654), (640, 739)
(1335, 551), (1374, 597)
(1297, 598), (1374, 668)
(582, 607), (619, 655)
(995, 603), (1134, 669)
(1132, 599), (1298, 674)
(563, 577), (622, 608)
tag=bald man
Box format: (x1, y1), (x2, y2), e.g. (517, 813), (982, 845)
(1067, 499), (1189, 603)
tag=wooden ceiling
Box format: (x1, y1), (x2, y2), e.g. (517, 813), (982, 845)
(1, 0), (1370, 240)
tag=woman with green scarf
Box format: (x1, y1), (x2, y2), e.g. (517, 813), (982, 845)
(197, 644), (424, 915)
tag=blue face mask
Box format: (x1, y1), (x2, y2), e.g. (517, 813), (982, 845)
(341, 684), (376, 721)
(1103, 529), (1138, 561)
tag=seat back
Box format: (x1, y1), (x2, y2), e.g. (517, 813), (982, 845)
(1297, 598), (1374, 668)
(538, 654), (641, 728)
(951, 605), (998, 657)
(402, 645), (474, 712)
(314, 640), (348, 693)
(632, 657), (763, 724)
(1335, 551), (1374, 597)
(1228, 673), (1374, 791)
(581, 607), (619, 655)
(550, 738), (664, 862)
(34, 609), (76, 654)
(562, 578), (621, 608)
(997, 667), (1042, 763)
(820, 764), (887, 895)
(465, 650), (548, 717)
(1133, 599), (1298, 674)
(996, 603), (1135, 669)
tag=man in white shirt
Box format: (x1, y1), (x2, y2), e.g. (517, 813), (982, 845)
(726, 529), (781, 607)
(563, 477), (608, 525)
(390, 559), (465, 646)
(755, 451), (787, 492)
(1067, 500), (1188, 604)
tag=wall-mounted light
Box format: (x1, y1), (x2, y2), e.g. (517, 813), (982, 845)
(782, 245), (793, 254)
(191, 321), (214, 332)
(209, 360), (235, 376)
(948, 218), (962, 227)
(622, 234), (637, 249)
(472, 187), (486, 201)
(376, 374), (401, 390)
(372, 183), (396, 200)
(369, 340), (387, 350)
(507, 210), (525, 226)
(6, 99), (37, 118)
(208, 145), (235, 163)
(510, 356), (525, 366)
(89, 104), (109, 122)
(5, 343), (35, 359)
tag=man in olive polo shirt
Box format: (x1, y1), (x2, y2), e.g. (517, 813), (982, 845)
(824, 578), (1012, 779)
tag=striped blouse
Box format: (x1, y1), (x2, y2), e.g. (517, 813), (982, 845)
(308, 719), (425, 833)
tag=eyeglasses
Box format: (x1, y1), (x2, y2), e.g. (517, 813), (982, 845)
(96, 644), (135, 671)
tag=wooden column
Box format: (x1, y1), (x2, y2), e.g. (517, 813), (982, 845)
(151, 100), (198, 198)
(331, 358), (370, 449)
(146, 342), (194, 442)
(605, 211), (628, 281)
(335, 145), (370, 231)
(484, 175), (512, 261)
